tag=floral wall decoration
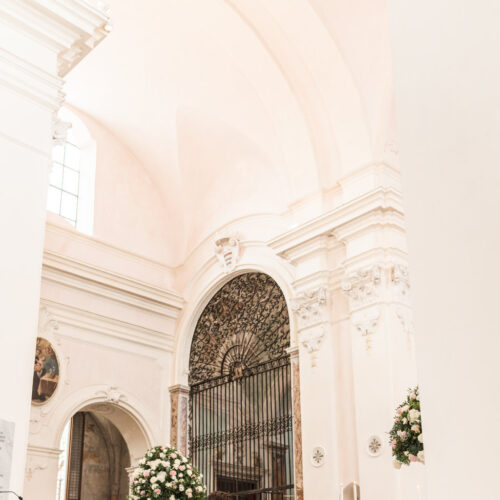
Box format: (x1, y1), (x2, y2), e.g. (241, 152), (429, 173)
(389, 387), (424, 468)
(129, 445), (206, 499)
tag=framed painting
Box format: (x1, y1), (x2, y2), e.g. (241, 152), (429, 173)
(32, 337), (60, 405)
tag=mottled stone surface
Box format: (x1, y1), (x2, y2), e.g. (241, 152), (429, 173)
(291, 353), (304, 500)
(169, 385), (189, 455)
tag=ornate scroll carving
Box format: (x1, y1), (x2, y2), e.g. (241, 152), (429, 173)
(96, 386), (126, 404)
(391, 264), (411, 301)
(342, 265), (382, 308)
(352, 307), (380, 351)
(189, 273), (290, 385)
(299, 326), (325, 368)
(292, 287), (327, 329)
(214, 233), (240, 273)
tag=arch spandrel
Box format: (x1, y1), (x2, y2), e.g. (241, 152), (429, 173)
(189, 272), (290, 385)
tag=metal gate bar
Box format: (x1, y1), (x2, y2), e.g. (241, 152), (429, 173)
(190, 355), (294, 497)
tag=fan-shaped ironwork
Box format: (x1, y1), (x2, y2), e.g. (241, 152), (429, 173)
(189, 272), (290, 385)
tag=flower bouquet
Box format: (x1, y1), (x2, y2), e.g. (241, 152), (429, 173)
(129, 445), (206, 499)
(389, 387), (425, 468)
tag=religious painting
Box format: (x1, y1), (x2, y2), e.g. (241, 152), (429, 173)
(31, 337), (59, 405)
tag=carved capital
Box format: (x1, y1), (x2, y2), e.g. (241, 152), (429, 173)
(292, 287), (327, 329)
(342, 265), (382, 309)
(352, 306), (380, 351)
(299, 325), (325, 368)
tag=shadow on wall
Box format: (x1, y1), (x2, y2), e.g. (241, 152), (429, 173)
(58, 410), (130, 500)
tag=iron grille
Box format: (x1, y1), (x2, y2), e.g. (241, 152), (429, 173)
(189, 273), (295, 499)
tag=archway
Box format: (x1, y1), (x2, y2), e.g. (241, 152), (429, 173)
(56, 401), (148, 500)
(189, 272), (294, 498)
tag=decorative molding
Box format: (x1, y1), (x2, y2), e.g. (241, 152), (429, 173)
(299, 326), (325, 368)
(311, 446), (326, 467)
(38, 306), (71, 385)
(96, 386), (126, 404)
(52, 119), (72, 146)
(396, 306), (415, 351)
(42, 249), (183, 319)
(38, 306), (60, 341)
(214, 233), (240, 273)
(39, 299), (175, 353)
(29, 406), (51, 435)
(352, 307), (380, 351)
(292, 286), (327, 329)
(391, 264), (411, 302)
(342, 265), (382, 309)
(367, 435), (383, 457)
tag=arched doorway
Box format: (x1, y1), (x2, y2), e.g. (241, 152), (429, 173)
(189, 272), (294, 499)
(57, 405), (132, 500)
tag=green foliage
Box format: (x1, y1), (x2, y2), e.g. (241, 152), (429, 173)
(129, 445), (206, 499)
(388, 387), (425, 467)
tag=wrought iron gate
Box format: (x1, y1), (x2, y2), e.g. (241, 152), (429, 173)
(189, 273), (295, 499)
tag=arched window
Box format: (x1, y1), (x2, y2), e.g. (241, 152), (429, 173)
(47, 107), (96, 234)
(189, 272), (295, 498)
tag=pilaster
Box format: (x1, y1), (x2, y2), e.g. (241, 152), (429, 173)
(169, 384), (190, 455)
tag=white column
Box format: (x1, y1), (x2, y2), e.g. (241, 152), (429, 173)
(0, 1), (109, 494)
(388, 1), (500, 498)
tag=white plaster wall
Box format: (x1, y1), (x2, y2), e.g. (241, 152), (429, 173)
(388, 1), (500, 498)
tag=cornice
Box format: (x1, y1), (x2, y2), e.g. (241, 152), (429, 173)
(40, 299), (175, 352)
(0, 47), (64, 110)
(0, 0), (110, 77)
(45, 219), (176, 276)
(42, 250), (184, 318)
(269, 187), (404, 256)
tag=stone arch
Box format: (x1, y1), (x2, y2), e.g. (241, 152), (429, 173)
(52, 386), (154, 465)
(174, 256), (297, 386)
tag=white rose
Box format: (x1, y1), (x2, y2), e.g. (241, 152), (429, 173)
(408, 409), (420, 423)
(417, 450), (425, 463)
(179, 485), (185, 492)
(402, 418), (408, 424)
(187, 469), (192, 476)
(418, 433), (424, 443)
(402, 404), (410, 413)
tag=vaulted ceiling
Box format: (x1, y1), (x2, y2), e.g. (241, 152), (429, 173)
(66, 0), (394, 258)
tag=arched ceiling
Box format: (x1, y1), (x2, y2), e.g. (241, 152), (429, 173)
(65, 0), (393, 257)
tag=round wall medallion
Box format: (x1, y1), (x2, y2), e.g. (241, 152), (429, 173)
(367, 435), (383, 457)
(311, 446), (326, 467)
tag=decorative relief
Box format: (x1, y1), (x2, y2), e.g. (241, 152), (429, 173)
(25, 455), (48, 481)
(38, 307), (60, 342)
(342, 265), (382, 308)
(96, 386), (126, 404)
(52, 119), (72, 146)
(396, 306), (415, 351)
(352, 307), (380, 351)
(214, 233), (240, 273)
(29, 407), (51, 435)
(299, 326), (325, 368)
(391, 264), (410, 302)
(367, 435), (383, 457)
(189, 273), (290, 385)
(311, 446), (326, 467)
(292, 287), (327, 329)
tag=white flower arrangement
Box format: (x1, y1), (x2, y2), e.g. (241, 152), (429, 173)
(389, 387), (425, 468)
(129, 445), (206, 499)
